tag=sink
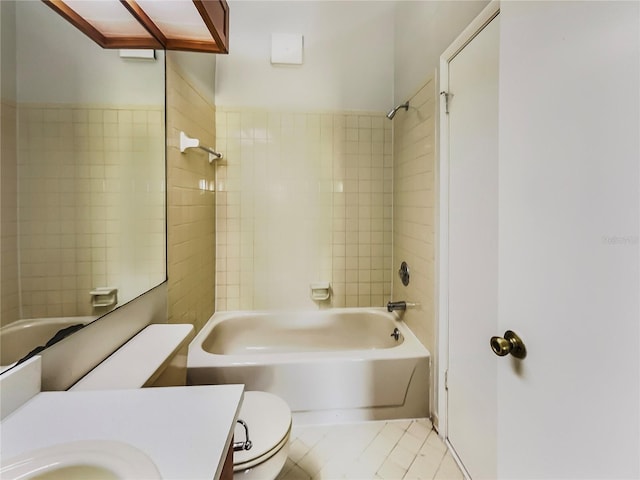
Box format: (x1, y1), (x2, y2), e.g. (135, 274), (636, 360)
(0, 440), (161, 480)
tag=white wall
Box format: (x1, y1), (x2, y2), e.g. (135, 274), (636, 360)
(393, 0), (488, 103)
(16, 0), (164, 105)
(215, 0), (395, 112)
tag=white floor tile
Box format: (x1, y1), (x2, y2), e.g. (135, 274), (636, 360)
(343, 458), (380, 479)
(421, 431), (447, 456)
(296, 427), (328, 449)
(296, 452), (325, 478)
(389, 419), (413, 431)
(405, 452), (442, 480)
(289, 438), (311, 463)
(310, 438), (341, 464)
(279, 463), (313, 480)
(314, 457), (352, 480)
(277, 458), (297, 479)
(434, 453), (464, 480)
(389, 444), (416, 470)
(377, 457), (408, 479)
(379, 422), (407, 445)
(358, 444), (390, 472)
(280, 419), (463, 480)
(407, 419), (432, 440)
(419, 443), (447, 464)
(397, 430), (426, 455)
(365, 433), (397, 458)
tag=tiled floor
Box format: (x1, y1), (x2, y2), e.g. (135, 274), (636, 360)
(275, 419), (464, 480)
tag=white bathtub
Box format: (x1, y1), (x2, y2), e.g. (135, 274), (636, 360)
(188, 308), (430, 423)
(0, 316), (95, 372)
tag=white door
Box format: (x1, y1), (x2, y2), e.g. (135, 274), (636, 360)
(446, 12), (499, 480)
(445, 2), (640, 479)
(496, 2), (639, 477)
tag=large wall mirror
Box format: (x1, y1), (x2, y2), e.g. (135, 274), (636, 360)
(0, 0), (166, 372)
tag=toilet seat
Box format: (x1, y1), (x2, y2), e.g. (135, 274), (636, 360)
(233, 391), (292, 472)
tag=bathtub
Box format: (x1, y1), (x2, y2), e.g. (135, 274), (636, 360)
(188, 308), (430, 423)
(0, 316), (95, 373)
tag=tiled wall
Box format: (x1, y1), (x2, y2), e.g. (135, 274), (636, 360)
(16, 103), (165, 318)
(1, 101), (19, 326)
(215, 108), (393, 310)
(392, 77), (437, 362)
(166, 54), (216, 332)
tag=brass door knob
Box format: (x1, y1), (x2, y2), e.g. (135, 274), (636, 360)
(490, 330), (526, 359)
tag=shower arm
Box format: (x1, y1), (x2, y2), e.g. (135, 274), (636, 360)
(386, 101), (410, 120)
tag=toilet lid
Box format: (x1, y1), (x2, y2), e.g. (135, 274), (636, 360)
(233, 391), (292, 468)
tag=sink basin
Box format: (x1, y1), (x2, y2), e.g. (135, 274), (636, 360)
(0, 440), (161, 480)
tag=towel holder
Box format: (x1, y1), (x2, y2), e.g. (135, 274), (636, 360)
(180, 131), (223, 163)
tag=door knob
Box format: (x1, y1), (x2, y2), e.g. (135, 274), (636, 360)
(490, 330), (526, 359)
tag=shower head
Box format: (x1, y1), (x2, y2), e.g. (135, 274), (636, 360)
(386, 101), (409, 120)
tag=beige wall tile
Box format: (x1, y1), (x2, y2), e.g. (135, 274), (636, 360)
(166, 54), (216, 332)
(1, 101), (20, 325)
(392, 76), (437, 359)
(215, 108), (392, 310)
(15, 102), (164, 320)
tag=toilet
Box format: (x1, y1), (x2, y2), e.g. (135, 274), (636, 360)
(232, 391), (291, 480)
(72, 324), (291, 480)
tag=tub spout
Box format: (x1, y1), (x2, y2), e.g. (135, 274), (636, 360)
(387, 301), (407, 312)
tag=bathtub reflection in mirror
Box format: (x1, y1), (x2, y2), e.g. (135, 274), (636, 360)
(0, 1), (166, 372)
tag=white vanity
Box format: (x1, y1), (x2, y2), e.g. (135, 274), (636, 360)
(0, 327), (244, 480)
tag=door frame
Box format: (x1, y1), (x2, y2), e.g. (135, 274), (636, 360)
(436, 0), (500, 445)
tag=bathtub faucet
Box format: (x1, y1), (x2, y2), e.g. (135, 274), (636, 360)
(387, 301), (407, 312)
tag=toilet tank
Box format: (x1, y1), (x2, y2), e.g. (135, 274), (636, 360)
(71, 324), (195, 391)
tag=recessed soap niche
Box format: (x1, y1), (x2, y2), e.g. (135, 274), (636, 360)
(310, 282), (331, 302)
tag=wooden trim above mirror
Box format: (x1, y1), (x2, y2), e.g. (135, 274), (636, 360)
(42, 0), (164, 50)
(191, 0), (229, 54)
(42, 0), (229, 54)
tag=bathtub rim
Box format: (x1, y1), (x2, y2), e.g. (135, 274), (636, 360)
(0, 316), (97, 333)
(0, 316), (96, 372)
(188, 307), (429, 368)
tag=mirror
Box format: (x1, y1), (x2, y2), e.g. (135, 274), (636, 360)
(0, 0), (166, 372)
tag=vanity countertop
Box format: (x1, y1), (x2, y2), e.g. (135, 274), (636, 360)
(0, 384), (244, 480)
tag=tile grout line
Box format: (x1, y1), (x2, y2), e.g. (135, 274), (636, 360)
(278, 419), (459, 480)
(372, 423), (409, 478)
(399, 424), (431, 479)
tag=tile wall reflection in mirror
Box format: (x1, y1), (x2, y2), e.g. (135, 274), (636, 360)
(0, 0), (166, 371)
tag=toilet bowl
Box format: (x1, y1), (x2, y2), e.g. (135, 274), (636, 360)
(233, 391), (291, 480)
(72, 325), (292, 480)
